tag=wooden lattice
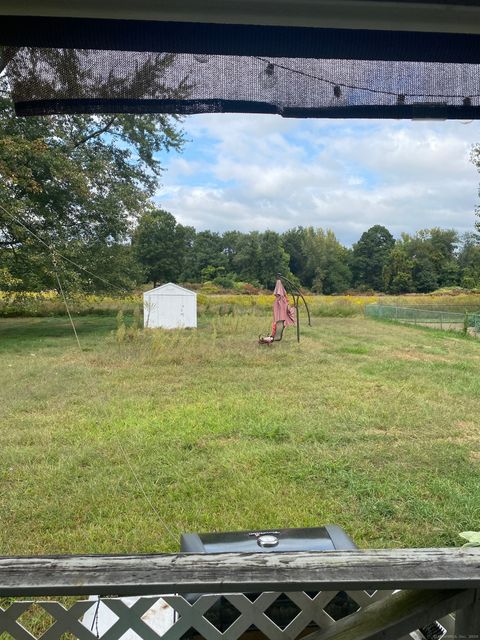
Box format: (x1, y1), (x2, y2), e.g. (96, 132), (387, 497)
(0, 590), (455, 640)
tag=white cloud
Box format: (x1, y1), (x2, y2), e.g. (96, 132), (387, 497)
(155, 114), (480, 245)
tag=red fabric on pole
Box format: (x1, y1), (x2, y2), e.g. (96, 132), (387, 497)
(273, 279), (296, 326)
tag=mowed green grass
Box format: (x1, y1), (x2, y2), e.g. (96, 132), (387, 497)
(1, 313), (479, 555)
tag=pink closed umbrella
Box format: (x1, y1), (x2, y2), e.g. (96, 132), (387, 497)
(273, 279), (296, 327)
(259, 275), (310, 344)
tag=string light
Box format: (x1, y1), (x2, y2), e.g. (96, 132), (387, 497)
(254, 56), (480, 103)
(258, 62), (277, 89)
(329, 84), (346, 106)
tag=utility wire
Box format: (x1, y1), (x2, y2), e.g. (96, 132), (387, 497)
(54, 270), (179, 546)
(115, 444), (179, 544)
(0, 202), (131, 295)
(52, 251), (82, 351)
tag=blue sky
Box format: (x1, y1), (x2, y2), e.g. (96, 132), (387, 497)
(155, 115), (480, 246)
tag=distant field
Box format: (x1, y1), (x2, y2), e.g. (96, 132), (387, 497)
(1, 313), (479, 555)
(1, 289), (480, 318)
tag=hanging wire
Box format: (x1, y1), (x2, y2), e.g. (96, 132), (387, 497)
(254, 56), (480, 101)
(55, 284), (179, 547)
(0, 203), (131, 295)
(51, 249), (82, 351)
(0, 200), (180, 547)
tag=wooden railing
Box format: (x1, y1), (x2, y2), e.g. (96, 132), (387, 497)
(1, 549), (480, 640)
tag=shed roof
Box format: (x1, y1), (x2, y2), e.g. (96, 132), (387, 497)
(144, 283), (197, 296)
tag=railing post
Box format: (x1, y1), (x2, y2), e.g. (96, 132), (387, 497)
(455, 588), (480, 639)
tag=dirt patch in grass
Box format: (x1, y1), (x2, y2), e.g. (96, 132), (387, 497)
(364, 428), (391, 436)
(391, 349), (449, 362)
(452, 421), (480, 444)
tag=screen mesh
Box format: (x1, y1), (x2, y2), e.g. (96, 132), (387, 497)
(2, 16), (480, 119)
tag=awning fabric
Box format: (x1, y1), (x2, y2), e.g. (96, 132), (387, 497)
(2, 14), (480, 119)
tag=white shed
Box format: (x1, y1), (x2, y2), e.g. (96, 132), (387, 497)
(143, 283), (197, 329)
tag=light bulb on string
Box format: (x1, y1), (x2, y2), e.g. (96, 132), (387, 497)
(328, 84), (346, 107)
(258, 62), (278, 90)
(462, 96), (473, 123)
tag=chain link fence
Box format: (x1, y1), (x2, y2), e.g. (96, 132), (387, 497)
(365, 303), (480, 336)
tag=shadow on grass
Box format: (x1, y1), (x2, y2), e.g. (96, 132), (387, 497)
(0, 315), (119, 350)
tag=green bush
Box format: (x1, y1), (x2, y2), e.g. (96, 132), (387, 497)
(213, 275), (236, 289)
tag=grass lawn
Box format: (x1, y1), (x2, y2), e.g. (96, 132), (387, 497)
(1, 313), (479, 555)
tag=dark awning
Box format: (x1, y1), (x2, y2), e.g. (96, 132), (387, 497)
(2, 2), (480, 119)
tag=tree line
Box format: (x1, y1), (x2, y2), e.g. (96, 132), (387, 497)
(133, 212), (480, 293)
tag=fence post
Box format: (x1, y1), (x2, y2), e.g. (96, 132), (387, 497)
(440, 312), (443, 330)
(455, 588), (480, 639)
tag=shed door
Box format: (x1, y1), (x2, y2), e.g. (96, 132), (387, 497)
(162, 295), (187, 329)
